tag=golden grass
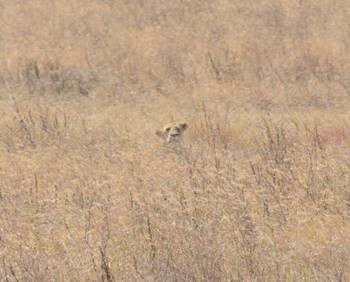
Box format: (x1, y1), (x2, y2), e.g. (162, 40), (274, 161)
(0, 0), (349, 280)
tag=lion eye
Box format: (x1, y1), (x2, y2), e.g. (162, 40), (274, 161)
(165, 127), (171, 132)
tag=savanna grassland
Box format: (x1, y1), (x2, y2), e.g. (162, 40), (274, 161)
(0, 1), (349, 281)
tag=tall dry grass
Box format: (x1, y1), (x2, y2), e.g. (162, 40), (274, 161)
(0, 0), (349, 281)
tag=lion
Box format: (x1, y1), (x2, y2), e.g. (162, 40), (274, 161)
(155, 121), (188, 143)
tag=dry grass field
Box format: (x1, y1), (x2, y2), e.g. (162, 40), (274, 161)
(0, 0), (350, 281)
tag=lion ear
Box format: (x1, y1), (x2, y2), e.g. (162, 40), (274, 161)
(155, 130), (163, 137)
(180, 123), (188, 130)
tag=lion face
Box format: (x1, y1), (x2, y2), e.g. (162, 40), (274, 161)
(156, 122), (188, 143)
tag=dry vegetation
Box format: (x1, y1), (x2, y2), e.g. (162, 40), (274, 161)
(0, 0), (350, 281)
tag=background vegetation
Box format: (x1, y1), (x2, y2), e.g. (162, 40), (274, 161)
(0, 0), (349, 280)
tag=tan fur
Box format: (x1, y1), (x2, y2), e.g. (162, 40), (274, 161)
(155, 122), (188, 143)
